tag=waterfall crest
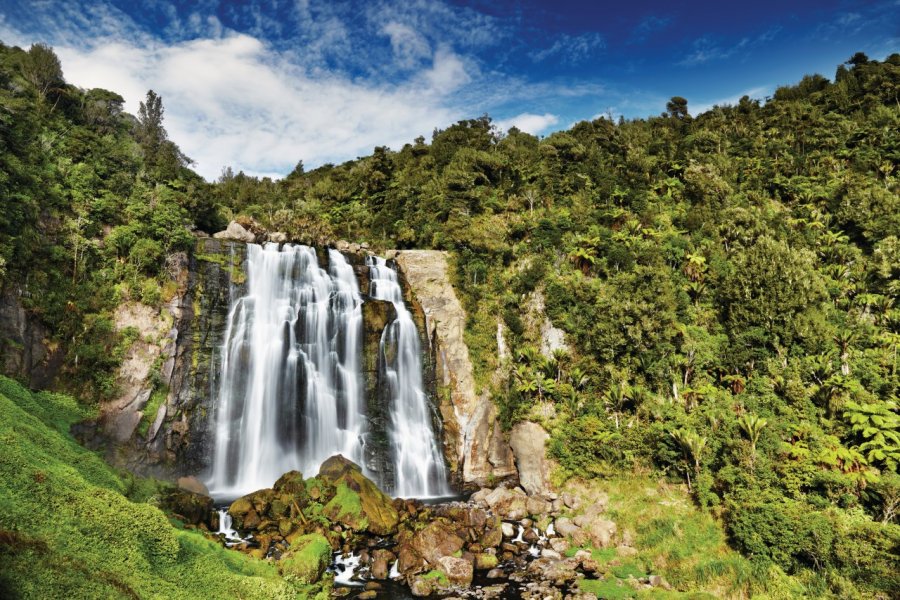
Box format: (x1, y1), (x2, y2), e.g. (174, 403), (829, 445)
(207, 243), (448, 499)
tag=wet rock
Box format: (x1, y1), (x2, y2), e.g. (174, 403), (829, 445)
(268, 231), (287, 244)
(318, 455), (399, 535)
(501, 522), (516, 538)
(371, 549), (396, 580)
(161, 487), (213, 526)
(486, 568), (506, 579)
(357, 592), (377, 600)
(437, 556), (474, 586)
(409, 576), (431, 597)
(474, 552), (498, 570)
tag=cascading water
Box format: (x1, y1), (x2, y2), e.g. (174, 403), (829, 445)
(208, 243), (368, 498)
(368, 256), (450, 498)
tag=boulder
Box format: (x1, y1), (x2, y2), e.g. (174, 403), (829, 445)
(405, 519), (465, 566)
(587, 519), (617, 548)
(437, 556), (474, 586)
(553, 517), (580, 539)
(470, 488), (492, 507)
(526, 496), (552, 517)
(161, 487), (213, 526)
(268, 231), (287, 244)
(485, 487), (527, 520)
(508, 421), (553, 496)
(409, 574), (436, 597)
(213, 220), (256, 243)
(318, 455), (399, 535)
(177, 476), (209, 496)
(371, 549), (396, 580)
(278, 533), (331, 584)
(474, 553), (498, 570)
(501, 522), (516, 538)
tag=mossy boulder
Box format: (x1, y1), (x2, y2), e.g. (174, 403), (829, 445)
(277, 533), (331, 584)
(161, 487), (213, 527)
(227, 488), (275, 530)
(318, 455), (399, 535)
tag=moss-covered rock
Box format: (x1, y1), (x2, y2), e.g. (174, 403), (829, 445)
(161, 487), (213, 527)
(277, 533), (331, 584)
(318, 455), (399, 535)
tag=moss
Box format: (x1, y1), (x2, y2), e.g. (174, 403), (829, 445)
(422, 569), (450, 586)
(322, 481), (367, 531)
(137, 387), (167, 438)
(278, 533), (331, 584)
(0, 376), (298, 599)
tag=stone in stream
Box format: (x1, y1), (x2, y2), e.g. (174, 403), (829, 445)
(437, 555), (474, 586)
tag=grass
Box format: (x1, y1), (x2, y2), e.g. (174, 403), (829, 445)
(0, 375), (300, 599)
(560, 476), (811, 599)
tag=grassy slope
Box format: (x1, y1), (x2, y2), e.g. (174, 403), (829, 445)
(564, 477), (810, 599)
(0, 376), (301, 600)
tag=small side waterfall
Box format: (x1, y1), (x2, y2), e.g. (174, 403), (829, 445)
(207, 243), (448, 499)
(208, 244), (368, 498)
(368, 257), (449, 498)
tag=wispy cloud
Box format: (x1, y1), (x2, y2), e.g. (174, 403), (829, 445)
(678, 27), (781, 67)
(531, 32), (606, 64)
(630, 15), (672, 44)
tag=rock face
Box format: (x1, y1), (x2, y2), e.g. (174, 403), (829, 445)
(0, 287), (63, 388)
(508, 421), (554, 496)
(393, 250), (516, 488)
(88, 239), (244, 478)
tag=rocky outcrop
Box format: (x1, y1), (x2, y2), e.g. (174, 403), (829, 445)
(0, 286), (63, 388)
(88, 239), (244, 478)
(393, 251), (515, 488)
(508, 421), (555, 496)
(213, 220), (256, 243)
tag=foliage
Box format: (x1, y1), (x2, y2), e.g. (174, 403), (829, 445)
(0, 376), (299, 599)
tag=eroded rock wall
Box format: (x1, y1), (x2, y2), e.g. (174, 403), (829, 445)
(393, 250), (516, 489)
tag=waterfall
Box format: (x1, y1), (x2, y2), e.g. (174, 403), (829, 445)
(207, 243), (448, 499)
(368, 256), (449, 498)
(208, 243), (368, 498)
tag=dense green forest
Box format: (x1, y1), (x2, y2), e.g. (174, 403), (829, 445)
(1, 38), (898, 598)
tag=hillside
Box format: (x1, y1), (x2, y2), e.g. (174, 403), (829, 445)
(0, 38), (897, 599)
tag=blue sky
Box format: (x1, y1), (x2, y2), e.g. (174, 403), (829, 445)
(1, 0), (898, 179)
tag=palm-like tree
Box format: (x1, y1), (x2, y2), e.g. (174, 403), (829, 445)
(670, 428), (707, 491)
(738, 413), (768, 469)
(603, 381), (633, 429)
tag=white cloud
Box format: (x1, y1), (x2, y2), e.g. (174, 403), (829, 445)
(495, 112), (559, 135)
(531, 32), (605, 64)
(381, 21), (432, 68)
(52, 32), (467, 179)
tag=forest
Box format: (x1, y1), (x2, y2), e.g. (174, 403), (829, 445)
(0, 39), (898, 598)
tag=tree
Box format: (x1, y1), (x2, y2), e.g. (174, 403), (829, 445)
(136, 90), (190, 181)
(738, 413), (768, 469)
(21, 43), (63, 99)
(666, 96), (690, 119)
(671, 428), (707, 490)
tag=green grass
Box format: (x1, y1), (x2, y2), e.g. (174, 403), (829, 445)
(579, 578), (636, 599)
(560, 476), (812, 599)
(0, 376), (300, 599)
